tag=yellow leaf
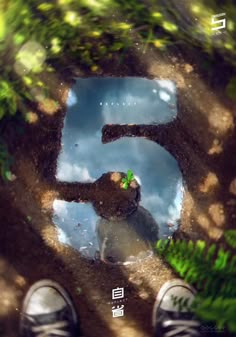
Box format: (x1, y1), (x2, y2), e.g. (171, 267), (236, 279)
(37, 3), (54, 11)
(91, 65), (98, 72)
(64, 11), (81, 26)
(152, 12), (162, 19)
(153, 39), (165, 48)
(0, 11), (5, 41)
(116, 22), (132, 30)
(163, 21), (178, 32)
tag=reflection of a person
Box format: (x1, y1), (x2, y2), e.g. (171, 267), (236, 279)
(96, 206), (159, 264)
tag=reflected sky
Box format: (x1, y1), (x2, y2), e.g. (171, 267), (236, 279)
(54, 78), (183, 258)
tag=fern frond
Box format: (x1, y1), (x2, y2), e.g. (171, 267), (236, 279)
(194, 296), (236, 333)
(224, 230), (236, 249)
(155, 238), (236, 333)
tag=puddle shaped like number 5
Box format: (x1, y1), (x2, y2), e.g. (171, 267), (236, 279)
(53, 78), (184, 264)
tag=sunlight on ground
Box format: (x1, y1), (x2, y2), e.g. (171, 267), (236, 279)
(208, 202), (225, 228)
(41, 190), (58, 209)
(38, 98), (60, 116)
(208, 139), (223, 155)
(109, 317), (142, 337)
(0, 258), (26, 318)
(42, 234), (173, 337)
(208, 110), (234, 136)
(25, 111), (39, 124)
(146, 49), (234, 142)
(199, 172), (219, 193)
(197, 212), (223, 240)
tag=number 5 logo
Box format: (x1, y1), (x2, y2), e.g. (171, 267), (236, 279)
(54, 78), (183, 260)
(211, 13), (226, 31)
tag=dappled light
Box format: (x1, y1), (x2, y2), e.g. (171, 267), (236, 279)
(64, 11), (81, 26)
(0, 258), (26, 318)
(41, 190), (58, 209)
(208, 138), (223, 155)
(197, 213), (223, 241)
(208, 202), (225, 228)
(1, 0), (236, 336)
(38, 98), (60, 116)
(199, 172), (219, 193)
(14, 41), (46, 76)
(25, 111), (39, 124)
(208, 109), (234, 136)
(146, 50), (234, 141)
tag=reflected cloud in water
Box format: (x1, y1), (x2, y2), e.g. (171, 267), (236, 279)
(54, 78), (184, 262)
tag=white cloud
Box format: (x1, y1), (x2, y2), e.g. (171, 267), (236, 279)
(157, 80), (176, 93)
(141, 193), (165, 209)
(56, 162), (94, 182)
(57, 227), (71, 245)
(159, 90), (171, 102)
(53, 199), (68, 217)
(167, 179), (184, 221)
(67, 90), (77, 107)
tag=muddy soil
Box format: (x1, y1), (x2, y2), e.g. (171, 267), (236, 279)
(0, 45), (236, 337)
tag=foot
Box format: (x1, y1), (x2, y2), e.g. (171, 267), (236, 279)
(20, 279), (80, 337)
(152, 279), (201, 337)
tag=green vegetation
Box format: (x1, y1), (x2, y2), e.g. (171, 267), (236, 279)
(0, 0), (235, 118)
(0, 139), (14, 181)
(156, 230), (236, 334)
(0, 0), (235, 178)
(121, 169), (135, 190)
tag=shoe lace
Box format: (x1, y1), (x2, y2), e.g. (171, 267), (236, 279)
(163, 319), (200, 337)
(31, 320), (70, 337)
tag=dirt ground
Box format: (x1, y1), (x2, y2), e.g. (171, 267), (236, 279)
(0, 44), (236, 337)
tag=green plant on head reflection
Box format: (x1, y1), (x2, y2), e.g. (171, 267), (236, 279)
(121, 169), (135, 190)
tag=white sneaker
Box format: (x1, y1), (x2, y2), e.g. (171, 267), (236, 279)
(20, 279), (80, 337)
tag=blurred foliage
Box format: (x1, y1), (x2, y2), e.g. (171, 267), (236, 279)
(224, 229), (236, 248)
(156, 234), (236, 334)
(0, 0), (235, 118)
(226, 77), (236, 101)
(0, 0), (235, 178)
(0, 139), (14, 181)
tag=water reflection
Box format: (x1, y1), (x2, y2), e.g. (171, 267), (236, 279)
(54, 77), (183, 263)
(97, 206), (159, 264)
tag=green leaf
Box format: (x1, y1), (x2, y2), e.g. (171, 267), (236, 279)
(37, 3), (54, 11)
(13, 33), (25, 45)
(213, 249), (230, 271)
(162, 21), (178, 33)
(194, 240), (206, 257)
(226, 77), (236, 101)
(156, 239), (169, 253)
(0, 11), (5, 41)
(224, 230), (236, 249)
(111, 42), (124, 51)
(122, 182), (129, 190)
(228, 256), (236, 273)
(0, 107), (5, 119)
(206, 244), (216, 262)
(127, 169), (134, 182)
(4, 170), (13, 181)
